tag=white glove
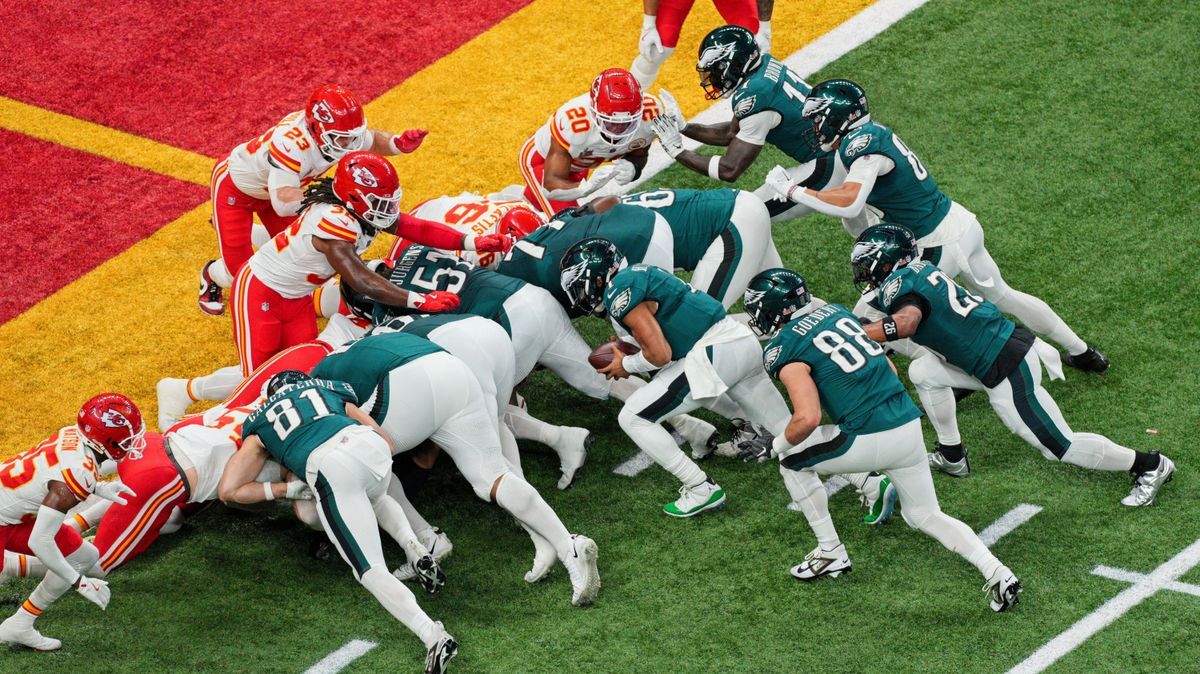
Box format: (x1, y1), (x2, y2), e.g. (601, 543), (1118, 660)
(756, 20), (772, 54)
(638, 14), (663, 59)
(583, 165), (618, 194)
(765, 165), (798, 200)
(650, 114), (684, 158)
(76, 576), (111, 610)
(611, 159), (637, 184)
(94, 481), (136, 506)
(770, 433), (793, 459)
(656, 89), (685, 132)
(286, 480), (314, 500)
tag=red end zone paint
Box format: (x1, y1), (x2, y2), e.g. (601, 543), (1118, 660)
(0, 130), (207, 324)
(0, 0), (534, 157)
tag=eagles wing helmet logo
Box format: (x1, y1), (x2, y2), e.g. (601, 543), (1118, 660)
(351, 164), (378, 188)
(608, 288), (633, 316)
(844, 134), (873, 157)
(764, 345), (782, 371)
(734, 95), (757, 118)
(851, 240), (883, 263)
(743, 288), (766, 306)
(311, 101), (335, 124)
(802, 96), (833, 118)
(560, 260), (588, 293)
(881, 276), (903, 306)
(698, 42), (736, 69)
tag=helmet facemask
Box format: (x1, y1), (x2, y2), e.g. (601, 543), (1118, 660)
(318, 125), (368, 160)
(561, 260), (612, 318)
(697, 45), (736, 100)
(357, 189), (401, 230)
(743, 271), (812, 338)
(593, 109), (640, 147)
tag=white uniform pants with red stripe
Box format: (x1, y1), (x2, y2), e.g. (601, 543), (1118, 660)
(230, 265), (318, 376)
(209, 157), (295, 287)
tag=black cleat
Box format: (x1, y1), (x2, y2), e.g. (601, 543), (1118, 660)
(413, 555), (447, 594)
(1062, 346), (1109, 373)
(424, 629), (458, 674)
(198, 260), (225, 316)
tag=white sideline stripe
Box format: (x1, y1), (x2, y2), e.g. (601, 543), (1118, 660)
(599, 0), (936, 197)
(977, 503), (1042, 547)
(1091, 565), (1200, 599)
(614, 451), (656, 477)
(1007, 539), (1200, 674)
(304, 639), (378, 674)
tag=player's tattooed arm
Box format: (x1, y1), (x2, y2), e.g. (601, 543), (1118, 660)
(862, 304), (923, 343)
(775, 362), (822, 454)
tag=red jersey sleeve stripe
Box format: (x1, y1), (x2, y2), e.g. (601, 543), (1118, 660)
(61, 470), (91, 500)
(269, 144), (302, 173)
(318, 220), (358, 241)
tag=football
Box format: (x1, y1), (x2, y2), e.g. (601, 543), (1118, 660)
(588, 340), (641, 370)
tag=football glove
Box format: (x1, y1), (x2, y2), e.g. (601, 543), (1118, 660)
(469, 233), (513, 253)
(656, 89), (685, 132)
(410, 291), (461, 313)
(611, 159), (637, 184)
(765, 165), (798, 200)
(76, 576), (111, 610)
(547, 165), (617, 200)
(649, 115), (684, 158)
(94, 481), (136, 506)
(286, 480), (314, 500)
(392, 129), (429, 154)
(638, 14), (663, 59)
(755, 21), (772, 55)
(736, 435), (772, 463)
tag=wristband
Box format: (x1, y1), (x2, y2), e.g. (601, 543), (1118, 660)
(708, 156), (722, 180)
(880, 316), (901, 341)
(771, 433), (792, 459)
(389, 134), (402, 153)
(405, 292), (426, 309)
(622, 350), (656, 374)
(262, 482), (275, 501)
(462, 235), (477, 251)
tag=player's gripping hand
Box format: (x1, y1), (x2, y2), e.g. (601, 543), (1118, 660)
(585, 164), (619, 193)
(755, 23), (772, 55)
(411, 291), (461, 313)
(736, 436), (772, 463)
(650, 115), (684, 158)
(611, 159), (637, 184)
(76, 576), (111, 610)
(656, 89), (685, 131)
(470, 233), (514, 253)
(286, 480), (314, 500)
(95, 481), (136, 506)
(765, 165), (798, 200)
(638, 14), (663, 59)
(392, 129), (429, 154)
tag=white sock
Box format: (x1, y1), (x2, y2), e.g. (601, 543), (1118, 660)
(504, 404), (561, 447)
(2, 551), (46, 580)
(1062, 433), (1137, 471)
(493, 474), (573, 559)
(915, 384), (962, 446)
(66, 497), (113, 533)
(386, 477), (434, 536)
(190, 366), (245, 402)
(359, 567), (440, 649)
(780, 467), (841, 550)
(13, 544), (99, 626)
(372, 495), (425, 565)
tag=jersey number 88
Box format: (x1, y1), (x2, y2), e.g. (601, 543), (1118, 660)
(813, 317), (885, 374)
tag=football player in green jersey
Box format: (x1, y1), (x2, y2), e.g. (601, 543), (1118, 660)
(767, 79), (1108, 371)
(560, 238), (792, 517)
(649, 26), (849, 222)
(745, 269), (1022, 611)
(218, 374), (458, 672)
(311, 332), (602, 604)
(853, 225), (1174, 506)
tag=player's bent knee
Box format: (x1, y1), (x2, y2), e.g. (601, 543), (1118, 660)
(618, 405), (650, 431)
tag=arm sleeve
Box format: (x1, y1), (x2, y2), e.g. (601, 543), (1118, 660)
(392, 213), (468, 250)
(29, 505), (80, 584)
(734, 110), (781, 145)
(784, 153), (889, 218)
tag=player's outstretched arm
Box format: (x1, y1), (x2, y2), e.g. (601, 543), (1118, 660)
(218, 435), (285, 504)
(654, 115), (762, 182)
(767, 154), (888, 218)
(862, 304), (923, 344)
(773, 362), (822, 456)
(369, 129), (429, 155)
(314, 238), (459, 312)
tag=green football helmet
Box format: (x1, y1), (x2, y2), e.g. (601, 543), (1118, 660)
(560, 237), (624, 317)
(696, 25), (762, 100)
(265, 370), (312, 398)
(802, 79), (870, 149)
(851, 224), (918, 292)
(744, 268), (813, 337)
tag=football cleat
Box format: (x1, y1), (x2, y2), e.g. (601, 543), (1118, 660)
(156, 377), (193, 431)
(412, 555), (446, 595)
(198, 260), (225, 316)
(929, 444), (971, 477)
(790, 543), (852, 581)
(0, 617), (62, 652)
(715, 418), (769, 459)
(985, 567), (1022, 612)
(1121, 454), (1175, 507)
(395, 529), (452, 581)
(860, 474), (897, 525)
(555, 427), (592, 490)
(1062, 345), (1109, 373)
(663, 479), (725, 518)
(424, 624), (458, 674)
(564, 535), (601, 607)
(524, 531), (559, 584)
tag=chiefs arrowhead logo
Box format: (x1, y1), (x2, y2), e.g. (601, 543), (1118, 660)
(351, 164), (378, 188)
(99, 409), (131, 429)
(844, 133), (872, 157)
(310, 100), (335, 124)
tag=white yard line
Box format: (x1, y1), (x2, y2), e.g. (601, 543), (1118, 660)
(1008, 539), (1200, 674)
(1091, 565), (1200, 598)
(613, 450), (657, 477)
(304, 639), (378, 674)
(603, 0), (937, 197)
(977, 503), (1042, 547)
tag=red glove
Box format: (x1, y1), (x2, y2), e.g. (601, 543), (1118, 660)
(411, 291), (460, 313)
(392, 129), (429, 154)
(471, 233), (513, 254)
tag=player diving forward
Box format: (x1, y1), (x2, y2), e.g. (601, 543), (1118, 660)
(219, 375), (456, 673)
(309, 331), (602, 604)
(765, 79), (1108, 370)
(559, 238), (792, 516)
(742, 269), (1023, 611)
(853, 225), (1174, 505)
(0, 395), (138, 651)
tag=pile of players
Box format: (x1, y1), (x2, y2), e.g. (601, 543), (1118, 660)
(0, 18), (1175, 674)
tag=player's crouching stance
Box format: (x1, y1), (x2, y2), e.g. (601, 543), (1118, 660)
(218, 374), (458, 673)
(852, 225), (1174, 506)
(0, 394), (139, 650)
(560, 238), (791, 517)
(743, 270), (1022, 612)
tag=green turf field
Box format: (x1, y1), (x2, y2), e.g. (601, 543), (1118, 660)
(3, 1), (1197, 671)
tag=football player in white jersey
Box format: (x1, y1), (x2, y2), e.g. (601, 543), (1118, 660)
(519, 68), (676, 215)
(201, 84), (430, 315)
(0, 394), (138, 651)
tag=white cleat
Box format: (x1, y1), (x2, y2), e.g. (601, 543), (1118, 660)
(395, 528), (453, 582)
(524, 532), (559, 584)
(859, 474), (897, 526)
(563, 535), (600, 607)
(790, 543), (852, 581)
(156, 377), (194, 431)
(1121, 454), (1175, 507)
(670, 416), (719, 460)
(985, 566), (1022, 612)
(554, 427), (592, 490)
(423, 623), (458, 674)
(0, 617), (62, 652)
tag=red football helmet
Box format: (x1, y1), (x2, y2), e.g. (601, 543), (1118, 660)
(77, 393), (146, 462)
(307, 84), (368, 159)
(499, 206), (545, 240)
(590, 68), (643, 146)
(333, 151), (402, 230)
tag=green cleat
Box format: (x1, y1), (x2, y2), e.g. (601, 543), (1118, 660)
(861, 475), (897, 525)
(663, 479), (726, 517)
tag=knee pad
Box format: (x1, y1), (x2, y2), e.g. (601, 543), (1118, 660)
(906, 357), (938, 390)
(618, 405), (652, 432)
(359, 565), (392, 590)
